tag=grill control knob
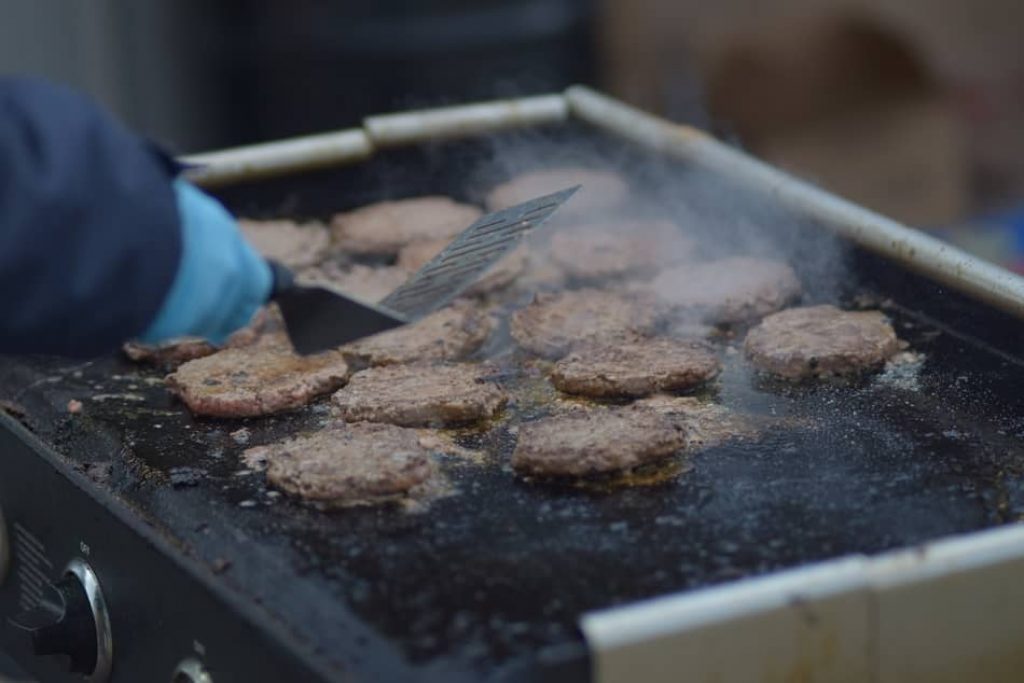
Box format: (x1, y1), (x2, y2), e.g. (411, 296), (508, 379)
(172, 658), (213, 683)
(17, 558), (112, 681)
(30, 573), (97, 672)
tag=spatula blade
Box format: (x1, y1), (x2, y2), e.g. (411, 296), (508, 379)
(275, 285), (408, 355)
(380, 185), (579, 318)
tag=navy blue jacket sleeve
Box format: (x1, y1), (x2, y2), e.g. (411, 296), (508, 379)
(0, 77), (182, 357)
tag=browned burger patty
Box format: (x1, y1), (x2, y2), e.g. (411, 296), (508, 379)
(396, 239), (528, 295)
(330, 196), (482, 256)
(239, 219), (329, 269)
(341, 301), (492, 368)
(509, 289), (662, 358)
(123, 306), (282, 367)
(254, 422), (438, 507)
(124, 337), (218, 366)
(511, 405), (686, 476)
(167, 347), (350, 418)
(642, 257), (801, 325)
(744, 305), (899, 380)
(551, 339), (720, 397)
(298, 263), (409, 303)
(485, 167), (629, 219)
(548, 221), (693, 282)
(331, 364), (507, 426)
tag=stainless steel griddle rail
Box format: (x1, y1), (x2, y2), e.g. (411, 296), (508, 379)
(181, 94), (568, 186)
(183, 86), (1024, 324)
(565, 86), (1024, 323)
(582, 523), (1024, 682)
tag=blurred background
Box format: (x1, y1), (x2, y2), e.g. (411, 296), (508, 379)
(1, 0), (1023, 270)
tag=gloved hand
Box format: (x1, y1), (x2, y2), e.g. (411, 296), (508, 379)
(139, 180), (271, 345)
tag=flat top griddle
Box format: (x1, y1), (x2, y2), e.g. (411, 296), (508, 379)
(3, 125), (1024, 682)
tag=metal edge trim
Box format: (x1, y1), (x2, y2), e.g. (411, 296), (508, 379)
(865, 518), (1024, 587)
(181, 129), (374, 187)
(363, 94), (568, 148)
(180, 93), (568, 187)
(580, 522), (1024, 680)
(580, 555), (870, 650)
(565, 84), (1024, 321)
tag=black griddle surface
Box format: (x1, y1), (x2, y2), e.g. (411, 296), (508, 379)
(3, 126), (1024, 681)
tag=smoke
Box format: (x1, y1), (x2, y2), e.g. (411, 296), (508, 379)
(467, 128), (850, 326)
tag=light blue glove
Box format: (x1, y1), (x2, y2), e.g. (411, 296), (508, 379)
(140, 180), (272, 345)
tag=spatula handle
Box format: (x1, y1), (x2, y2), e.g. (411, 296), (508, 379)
(266, 259), (296, 300)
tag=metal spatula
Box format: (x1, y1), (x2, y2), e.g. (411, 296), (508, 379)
(271, 186), (578, 354)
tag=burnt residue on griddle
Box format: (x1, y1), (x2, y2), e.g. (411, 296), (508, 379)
(3, 125), (1024, 680)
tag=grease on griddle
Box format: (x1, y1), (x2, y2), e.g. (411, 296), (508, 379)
(874, 350), (927, 392)
(416, 429), (486, 464)
(516, 454), (693, 493)
(634, 394), (770, 450)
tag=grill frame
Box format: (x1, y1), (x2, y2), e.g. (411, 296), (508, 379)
(0, 88), (1023, 682)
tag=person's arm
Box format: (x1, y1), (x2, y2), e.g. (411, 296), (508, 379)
(0, 77), (269, 357)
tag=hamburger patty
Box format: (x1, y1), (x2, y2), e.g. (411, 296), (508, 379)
(330, 196), (482, 256)
(123, 306), (283, 367)
(509, 289), (662, 358)
(239, 219), (329, 269)
(551, 339), (720, 397)
(744, 305), (899, 380)
(396, 239), (528, 295)
(124, 337), (220, 366)
(341, 301), (492, 368)
(511, 405), (686, 476)
(485, 167), (629, 219)
(252, 422), (438, 507)
(331, 364), (507, 426)
(298, 263), (409, 303)
(167, 347), (350, 418)
(548, 221), (693, 282)
(641, 256), (801, 325)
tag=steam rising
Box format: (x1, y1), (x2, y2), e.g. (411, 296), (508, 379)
(468, 130), (849, 336)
